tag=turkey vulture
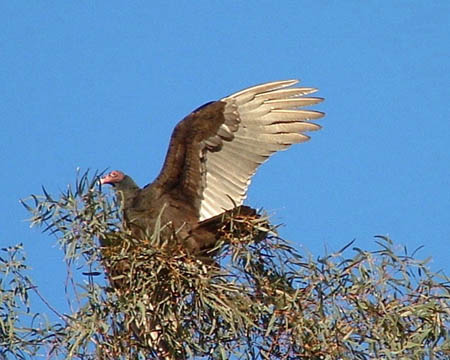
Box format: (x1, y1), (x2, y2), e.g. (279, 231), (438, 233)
(101, 80), (324, 254)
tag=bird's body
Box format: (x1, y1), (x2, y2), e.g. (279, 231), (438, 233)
(101, 80), (324, 254)
(102, 170), (256, 254)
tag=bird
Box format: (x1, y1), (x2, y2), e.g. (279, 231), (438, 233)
(100, 79), (324, 255)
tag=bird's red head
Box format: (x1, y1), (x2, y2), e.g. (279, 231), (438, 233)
(100, 170), (125, 185)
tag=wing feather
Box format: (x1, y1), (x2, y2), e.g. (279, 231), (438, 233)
(198, 79), (324, 220)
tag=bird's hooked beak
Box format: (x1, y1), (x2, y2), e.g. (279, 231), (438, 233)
(100, 175), (112, 186)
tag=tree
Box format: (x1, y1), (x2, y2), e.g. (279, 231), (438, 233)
(2, 170), (449, 359)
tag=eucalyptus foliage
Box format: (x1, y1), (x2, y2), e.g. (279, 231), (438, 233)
(1, 170), (449, 359)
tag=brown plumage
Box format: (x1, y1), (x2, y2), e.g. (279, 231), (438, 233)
(101, 80), (324, 254)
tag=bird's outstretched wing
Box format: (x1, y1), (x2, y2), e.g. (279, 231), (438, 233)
(150, 80), (324, 221)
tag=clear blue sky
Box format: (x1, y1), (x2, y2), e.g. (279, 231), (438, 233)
(1, 2), (449, 319)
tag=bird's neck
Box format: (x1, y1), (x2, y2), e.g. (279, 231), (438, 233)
(114, 177), (140, 208)
(116, 187), (138, 208)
